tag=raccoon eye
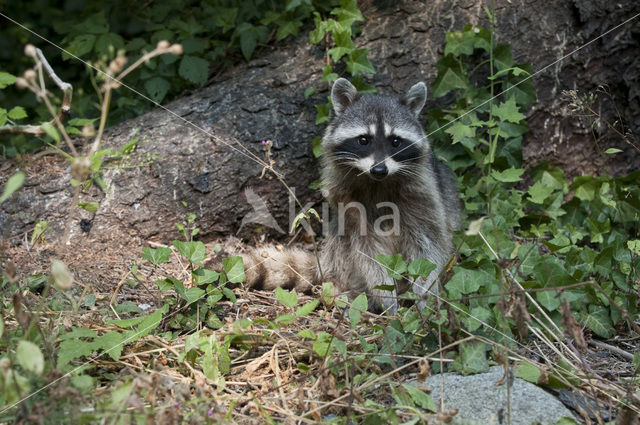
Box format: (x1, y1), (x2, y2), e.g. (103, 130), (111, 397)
(358, 136), (369, 145)
(391, 137), (401, 147)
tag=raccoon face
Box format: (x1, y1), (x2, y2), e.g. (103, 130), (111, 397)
(324, 78), (429, 181)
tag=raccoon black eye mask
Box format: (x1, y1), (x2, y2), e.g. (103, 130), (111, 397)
(239, 78), (462, 313)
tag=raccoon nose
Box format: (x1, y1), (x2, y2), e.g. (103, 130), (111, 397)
(370, 164), (388, 180)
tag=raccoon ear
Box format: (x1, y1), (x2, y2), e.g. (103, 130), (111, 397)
(404, 82), (427, 117)
(331, 78), (358, 116)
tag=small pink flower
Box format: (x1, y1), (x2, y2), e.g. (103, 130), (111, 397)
(208, 409), (213, 416)
(173, 402), (180, 408)
(261, 140), (267, 145)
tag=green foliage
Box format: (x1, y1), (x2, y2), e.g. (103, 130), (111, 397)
(0, 0), (342, 155)
(308, 0), (374, 127)
(426, 24), (638, 350)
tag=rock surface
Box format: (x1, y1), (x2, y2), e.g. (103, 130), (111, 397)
(409, 366), (577, 425)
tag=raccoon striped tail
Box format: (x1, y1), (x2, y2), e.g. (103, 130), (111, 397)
(241, 246), (319, 294)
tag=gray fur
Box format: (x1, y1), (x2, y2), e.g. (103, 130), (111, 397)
(242, 79), (461, 313)
(320, 79), (461, 311)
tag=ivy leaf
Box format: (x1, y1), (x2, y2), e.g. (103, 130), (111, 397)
(276, 20), (301, 41)
(192, 268), (220, 285)
(172, 240), (206, 266)
(345, 48), (375, 75)
(144, 77), (170, 103)
(401, 384), (437, 412)
(446, 267), (495, 300)
(407, 258), (436, 278)
(444, 28), (476, 56)
(516, 361), (541, 384)
(0, 72), (17, 89)
(445, 121), (476, 147)
(223, 256), (245, 283)
(432, 55), (468, 98)
(584, 305), (614, 338)
(179, 55), (209, 85)
(492, 97), (525, 123)
(376, 254), (406, 280)
(527, 181), (554, 204)
(456, 341), (489, 375)
(491, 167), (524, 183)
(141, 247), (172, 265)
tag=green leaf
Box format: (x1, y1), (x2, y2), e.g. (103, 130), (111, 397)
(492, 97), (525, 123)
(401, 384), (437, 412)
(536, 290), (560, 312)
(0, 171), (25, 203)
(491, 168), (524, 183)
(304, 87), (316, 99)
(321, 281), (335, 306)
(0, 72), (17, 89)
(72, 11), (109, 34)
(311, 136), (323, 158)
(432, 55), (468, 98)
(141, 247), (172, 265)
(462, 306), (492, 332)
(223, 256), (245, 283)
(446, 267), (494, 299)
(312, 331), (333, 357)
(95, 32), (125, 56)
(179, 55), (209, 85)
(376, 253), (406, 280)
(172, 240), (206, 266)
(407, 258), (436, 278)
(276, 20), (301, 41)
(457, 341), (489, 374)
(295, 299), (318, 317)
(528, 181), (555, 204)
(345, 48), (375, 75)
(445, 121), (476, 146)
(93, 331), (124, 361)
(236, 23), (268, 60)
(41, 122), (60, 143)
(584, 305), (614, 338)
(145, 77), (170, 103)
(63, 34), (96, 60)
(17, 340), (44, 375)
(192, 268), (220, 285)
(627, 240), (640, 255)
(77, 201), (99, 213)
(8, 106), (27, 120)
(275, 286), (298, 308)
(349, 293), (368, 328)
(57, 339), (94, 369)
(516, 361), (541, 384)
(604, 148), (622, 154)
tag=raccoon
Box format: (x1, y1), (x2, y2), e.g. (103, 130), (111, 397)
(242, 78), (461, 312)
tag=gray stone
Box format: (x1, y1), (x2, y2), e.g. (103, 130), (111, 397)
(407, 366), (577, 425)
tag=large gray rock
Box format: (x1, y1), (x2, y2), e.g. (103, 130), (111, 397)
(410, 366), (577, 425)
